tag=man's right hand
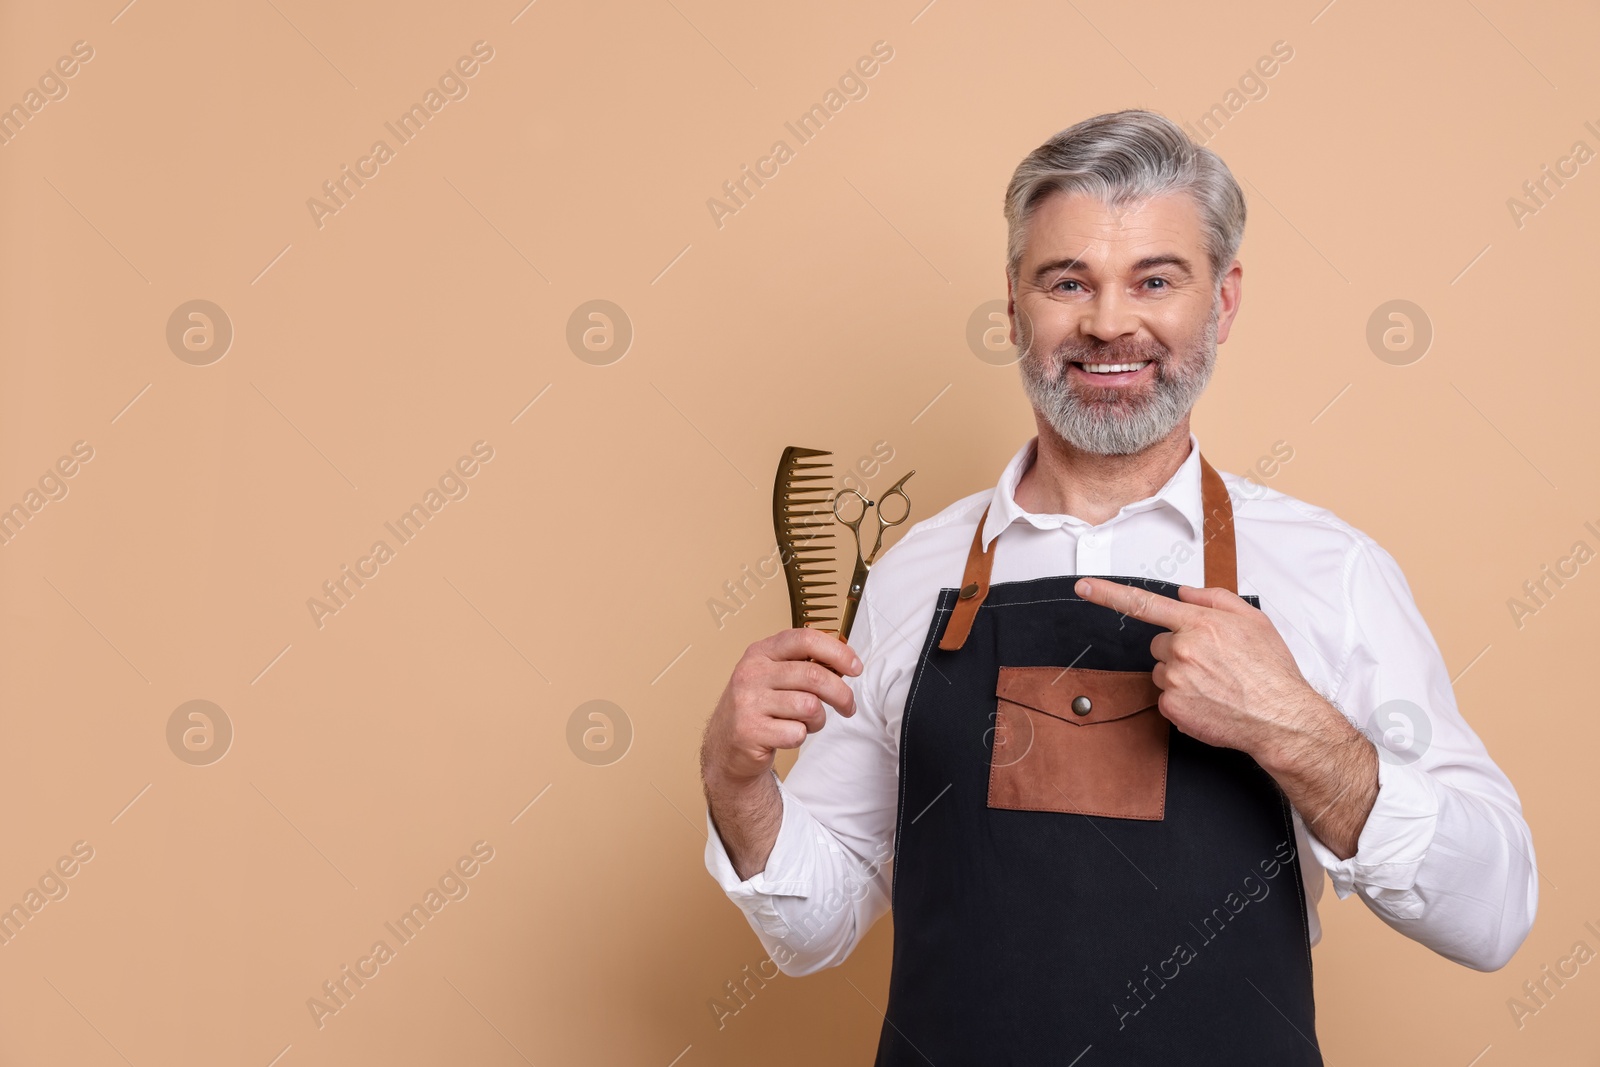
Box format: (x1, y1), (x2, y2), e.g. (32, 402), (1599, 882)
(701, 627), (863, 787)
(699, 628), (862, 881)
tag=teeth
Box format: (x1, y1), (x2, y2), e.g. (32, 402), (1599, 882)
(1079, 361), (1149, 374)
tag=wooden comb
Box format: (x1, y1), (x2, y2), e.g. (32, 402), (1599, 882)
(772, 446), (840, 633)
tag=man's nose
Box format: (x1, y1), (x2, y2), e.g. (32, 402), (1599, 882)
(1080, 286), (1140, 343)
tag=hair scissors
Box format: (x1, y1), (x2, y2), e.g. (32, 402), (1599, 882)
(831, 469), (915, 641)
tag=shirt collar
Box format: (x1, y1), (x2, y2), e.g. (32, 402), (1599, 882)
(980, 431), (1206, 551)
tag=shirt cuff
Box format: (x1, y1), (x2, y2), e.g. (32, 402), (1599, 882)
(1302, 756), (1439, 912)
(704, 773), (814, 902)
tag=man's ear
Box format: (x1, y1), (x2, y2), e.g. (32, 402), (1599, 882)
(1214, 259), (1244, 344)
(1004, 268), (1018, 347)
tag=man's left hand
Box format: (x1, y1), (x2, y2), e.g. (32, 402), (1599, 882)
(1073, 577), (1379, 859)
(1073, 577), (1323, 763)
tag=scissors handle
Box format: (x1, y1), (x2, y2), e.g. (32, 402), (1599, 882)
(857, 470), (915, 566)
(873, 470), (915, 530)
(832, 487), (870, 527)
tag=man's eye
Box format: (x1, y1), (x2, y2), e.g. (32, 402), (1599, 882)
(1053, 279), (1082, 292)
(1144, 277), (1168, 289)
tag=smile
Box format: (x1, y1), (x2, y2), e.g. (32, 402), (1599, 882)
(1075, 361), (1151, 374)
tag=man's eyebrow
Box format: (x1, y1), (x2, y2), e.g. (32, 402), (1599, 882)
(1031, 253), (1197, 281)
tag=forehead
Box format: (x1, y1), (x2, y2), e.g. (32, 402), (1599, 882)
(1022, 189), (1205, 272)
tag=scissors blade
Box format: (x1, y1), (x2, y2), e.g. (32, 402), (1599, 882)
(838, 557), (870, 641)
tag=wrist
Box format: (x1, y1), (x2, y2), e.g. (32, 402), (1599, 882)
(701, 761), (776, 800)
(1257, 687), (1353, 778)
(703, 765), (783, 883)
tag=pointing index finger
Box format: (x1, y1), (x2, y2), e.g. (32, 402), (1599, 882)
(1074, 577), (1194, 630)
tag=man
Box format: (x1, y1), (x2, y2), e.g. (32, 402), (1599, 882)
(698, 109), (1536, 1064)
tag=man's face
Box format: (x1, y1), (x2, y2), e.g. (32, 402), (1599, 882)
(1008, 190), (1242, 455)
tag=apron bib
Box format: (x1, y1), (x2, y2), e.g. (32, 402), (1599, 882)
(874, 454), (1322, 1066)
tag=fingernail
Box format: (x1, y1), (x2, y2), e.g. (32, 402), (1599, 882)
(1075, 579), (1090, 597)
(852, 656), (863, 672)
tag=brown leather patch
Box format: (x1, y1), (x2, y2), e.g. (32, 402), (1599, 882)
(987, 666), (1170, 820)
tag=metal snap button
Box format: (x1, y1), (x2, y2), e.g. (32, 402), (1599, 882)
(959, 582), (979, 599)
(1071, 696), (1092, 716)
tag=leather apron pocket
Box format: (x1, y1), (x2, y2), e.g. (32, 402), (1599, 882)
(988, 666), (1170, 820)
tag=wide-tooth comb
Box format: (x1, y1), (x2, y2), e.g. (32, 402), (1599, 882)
(772, 445), (839, 633)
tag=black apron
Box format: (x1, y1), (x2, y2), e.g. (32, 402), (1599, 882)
(875, 454), (1321, 1065)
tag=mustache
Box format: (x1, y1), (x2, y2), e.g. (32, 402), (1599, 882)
(1052, 339), (1170, 365)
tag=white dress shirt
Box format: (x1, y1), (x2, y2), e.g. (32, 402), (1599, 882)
(705, 432), (1537, 976)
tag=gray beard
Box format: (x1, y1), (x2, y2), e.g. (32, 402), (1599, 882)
(1016, 302), (1218, 456)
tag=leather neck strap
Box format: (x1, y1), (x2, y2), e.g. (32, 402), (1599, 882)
(938, 453), (1238, 652)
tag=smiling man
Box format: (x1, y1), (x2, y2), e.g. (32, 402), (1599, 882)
(698, 109), (1536, 1064)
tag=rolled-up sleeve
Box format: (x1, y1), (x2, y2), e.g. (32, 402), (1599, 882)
(703, 773), (891, 975)
(1301, 534), (1538, 971)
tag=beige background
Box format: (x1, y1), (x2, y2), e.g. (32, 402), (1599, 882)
(0, 0), (1595, 1062)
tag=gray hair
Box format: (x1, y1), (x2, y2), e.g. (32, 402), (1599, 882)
(1003, 109), (1246, 294)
